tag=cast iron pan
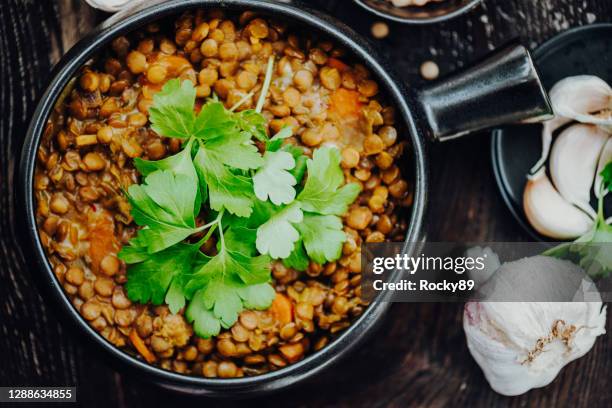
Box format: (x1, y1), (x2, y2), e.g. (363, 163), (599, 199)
(492, 24), (612, 242)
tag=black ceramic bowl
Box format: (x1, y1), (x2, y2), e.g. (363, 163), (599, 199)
(492, 24), (612, 242)
(354, 0), (482, 24)
(18, 0), (551, 397)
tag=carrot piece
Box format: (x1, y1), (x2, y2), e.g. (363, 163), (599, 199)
(327, 57), (349, 72)
(129, 330), (156, 364)
(329, 88), (362, 117)
(270, 293), (293, 325)
(88, 210), (118, 273)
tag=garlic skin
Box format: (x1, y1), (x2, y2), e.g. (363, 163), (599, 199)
(464, 256), (607, 396)
(549, 75), (612, 127)
(523, 167), (593, 239)
(549, 124), (608, 216)
(530, 117), (568, 174)
(594, 138), (612, 197)
(530, 75), (612, 173)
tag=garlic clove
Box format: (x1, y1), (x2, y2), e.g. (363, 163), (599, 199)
(549, 124), (608, 217)
(464, 256), (607, 396)
(594, 138), (612, 197)
(550, 75), (612, 126)
(523, 167), (593, 239)
(530, 75), (612, 174)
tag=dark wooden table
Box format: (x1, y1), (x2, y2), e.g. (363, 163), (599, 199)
(1, 0), (611, 407)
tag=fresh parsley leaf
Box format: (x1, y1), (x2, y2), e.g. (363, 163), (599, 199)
(204, 131), (264, 170)
(185, 244), (271, 295)
(148, 79), (196, 139)
(266, 126), (293, 152)
(149, 81), (238, 141)
(194, 147), (255, 217)
(236, 109), (268, 141)
(256, 202), (303, 259)
(186, 281), (275, 338)
(281, 145), (308, 184)
(296, 213), (346, 264)
(134, 139), (202, 210)
(185, 291), (221, 338)
(253, 150), (297, 205)
(298, 146), (361, 215)
(602, 161), (612, 192)
(135, 149), (196, 180)
(223, 225), (258, 256)
(126, 170), (201, 253)
(198, 280), (243, 327)
(545, 161), (612, 278)
(192, 101), (237, 140)
(283, 239), (309, 271)
(183, 234), (273, 338)
(122, 242), (203, 306)
(291, 155), (308, 185)
(238, 283), (276, 309)
(117, 237), (148, 263)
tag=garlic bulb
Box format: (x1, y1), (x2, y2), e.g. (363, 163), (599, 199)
(594, 138), (612, 197)
(465, 246), (500, 287)
(549, 124), (608, 217)
(464, 256), (607, 396)
(523, 167), (593, 239)
(530, 75), (612, 173)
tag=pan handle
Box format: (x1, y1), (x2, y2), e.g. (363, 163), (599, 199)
(414, 43), (553, 142)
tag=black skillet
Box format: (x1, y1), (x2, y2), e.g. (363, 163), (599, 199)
(492, 24), (612, 242)
(18, 0), (552, 397)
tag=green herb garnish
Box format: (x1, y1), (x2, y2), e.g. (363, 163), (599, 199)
(545, 161), (612, 278)
(119, 57), (361, 338)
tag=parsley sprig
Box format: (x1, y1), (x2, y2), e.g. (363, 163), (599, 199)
(545, 161), (612, 278)
(119, 57), (361, 338)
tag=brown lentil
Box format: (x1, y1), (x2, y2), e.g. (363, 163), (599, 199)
(80, 72), (99, 92)
(126, 51), (147, 74)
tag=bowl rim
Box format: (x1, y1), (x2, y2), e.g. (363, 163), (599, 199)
(19, 0), (427, 393)
(353, 0), (483, 25)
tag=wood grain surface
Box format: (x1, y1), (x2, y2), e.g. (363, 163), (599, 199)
(1, 0), (611, 407)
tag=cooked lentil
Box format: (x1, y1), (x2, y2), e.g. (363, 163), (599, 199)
(35, 10), (412, 378)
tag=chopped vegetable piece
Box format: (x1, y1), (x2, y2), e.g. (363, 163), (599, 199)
(327, 57), (349, 72)
(129, 330), (157, 363)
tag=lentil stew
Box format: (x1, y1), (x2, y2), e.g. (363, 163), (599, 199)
(33, 9), (413, 379)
